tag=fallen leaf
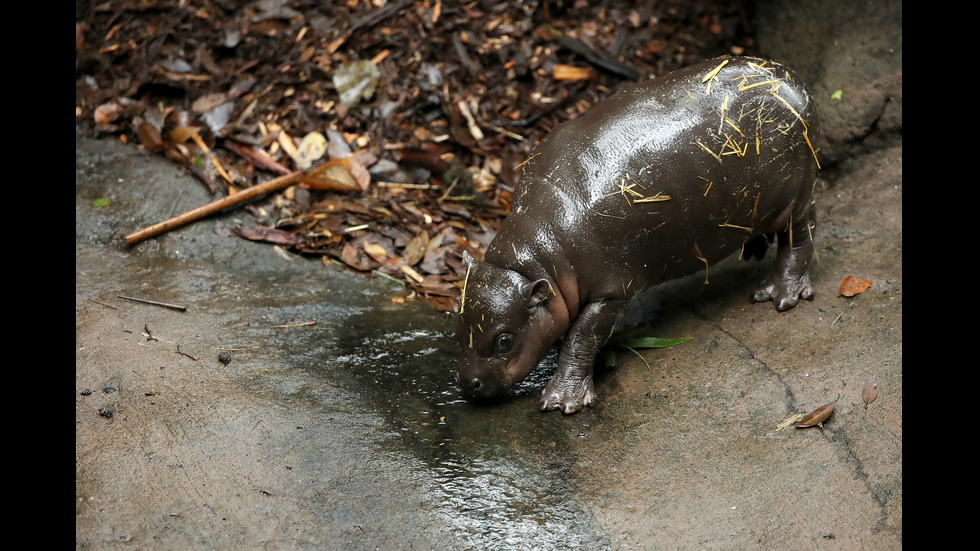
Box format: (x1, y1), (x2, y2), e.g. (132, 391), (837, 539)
(135, 118), (163, 150)
(552, 64), (594, 80)
(192, 92), (229, 114)
(363, 242), (388, 262)
(609, 336), (693, 349)
(94, 101), (122, 124)
(399, 264), (425, 284)
(862, 375), (879, 408)
(340, 243), (373, 271)
(301, 159), (364, 192)
(603, 336), (692, 368)
(333, 60), (381, 105)
(427, 296), (457, 311)
(347, 157), (372, 190)
(238, 224), (305, 246)
(169, 126), (203, 145)
(402, 232), (429, 266)
(296, 132), (327, 170)
(278, 132), (299, 161)
(796, 397), (838, 428)
(326, 129), (353, 159)
(839, 275), (871, 297)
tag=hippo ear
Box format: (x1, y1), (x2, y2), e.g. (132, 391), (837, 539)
(521, 278), (554, 308)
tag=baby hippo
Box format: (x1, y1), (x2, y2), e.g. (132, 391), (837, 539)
(455, 56), (819, 414)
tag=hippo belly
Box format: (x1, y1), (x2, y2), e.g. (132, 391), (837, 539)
(455, 56), (820, 414)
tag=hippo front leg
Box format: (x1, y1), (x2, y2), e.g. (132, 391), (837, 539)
(540, 299), (624, 414)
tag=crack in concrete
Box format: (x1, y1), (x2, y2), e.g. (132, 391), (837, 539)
(694, 310), (798, 412)
(705, 312), (892, 525)
(825, 427), (891, 531)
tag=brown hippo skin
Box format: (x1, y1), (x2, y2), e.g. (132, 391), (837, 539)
(454, 56), (819, 414)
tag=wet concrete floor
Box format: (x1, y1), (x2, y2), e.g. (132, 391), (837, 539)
(77, 131), (901, 549)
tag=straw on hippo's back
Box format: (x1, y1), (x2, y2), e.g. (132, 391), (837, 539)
(454, 56), (820, 414)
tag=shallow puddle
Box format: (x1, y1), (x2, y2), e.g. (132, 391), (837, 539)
(289, 293), (613, 548)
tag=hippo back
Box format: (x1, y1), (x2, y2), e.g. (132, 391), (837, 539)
(488, 55), (819, 298)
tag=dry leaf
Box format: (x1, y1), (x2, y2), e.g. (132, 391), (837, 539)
(169, 126), (203, 145)
(340, 243), (372, 271)
(296, 131), (327, 170)
(363, 242), (388, 262)
(135, 119), (163, 150)
(839, 275), (871, 297)
(192, 92), (229, 114)
(238, 224), (305, 246)
(402, 232), (429, 266)
(347, 157), (372, 190)
(399, 264), (425, 284)
(862, 375), (879, 408)
(278, 132), (299, 161)
(300, 159), (362, 192)
(552, 64), (594, 80)
(796, 398), (837, 428)
(94, 101), (122, 124)
(326, 129), (353, 159)
(333, 60), (381, 105)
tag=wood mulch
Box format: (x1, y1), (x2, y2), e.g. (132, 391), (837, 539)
(76, 0), (756, 310)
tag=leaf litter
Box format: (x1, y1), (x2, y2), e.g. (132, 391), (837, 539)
(76, 0), (756, 310)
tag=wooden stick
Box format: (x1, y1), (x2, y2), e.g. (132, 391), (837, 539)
(124, 170), (304, 245)
(118, 295), (188, 311)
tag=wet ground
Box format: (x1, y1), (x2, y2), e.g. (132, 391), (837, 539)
(77, 1), (901, 549)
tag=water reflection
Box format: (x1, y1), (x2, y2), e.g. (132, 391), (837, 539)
(324, 302), (610, 549)
(430, 452), (603, 549)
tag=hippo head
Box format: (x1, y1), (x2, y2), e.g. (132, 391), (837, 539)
(454, 253), (566, 400)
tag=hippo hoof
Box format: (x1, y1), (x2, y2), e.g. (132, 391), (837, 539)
(752, 277), (814, 311)
(539, 379), (597, 414)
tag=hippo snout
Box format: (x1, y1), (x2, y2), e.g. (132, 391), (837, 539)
(458, 373), (485, 395)
(456, 366), (508, 401)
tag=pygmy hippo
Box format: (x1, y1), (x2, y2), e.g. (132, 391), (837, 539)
(455, 56), (819, 414)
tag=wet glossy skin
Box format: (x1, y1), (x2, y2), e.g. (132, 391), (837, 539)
(455, 56), (820, 414)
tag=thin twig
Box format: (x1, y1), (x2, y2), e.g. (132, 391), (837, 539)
(832, 300), (857, 325)
(118, 295), (188, 312)
(176, 346), (199, 361)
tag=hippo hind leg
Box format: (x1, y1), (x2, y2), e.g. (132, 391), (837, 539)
(752, 201), (815, 311)
(742, 233), (773, 261)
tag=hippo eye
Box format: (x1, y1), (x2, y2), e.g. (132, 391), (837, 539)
(495, 333), (514, 353)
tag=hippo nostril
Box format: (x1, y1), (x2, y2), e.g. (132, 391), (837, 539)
(470, 378), (482, 391)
